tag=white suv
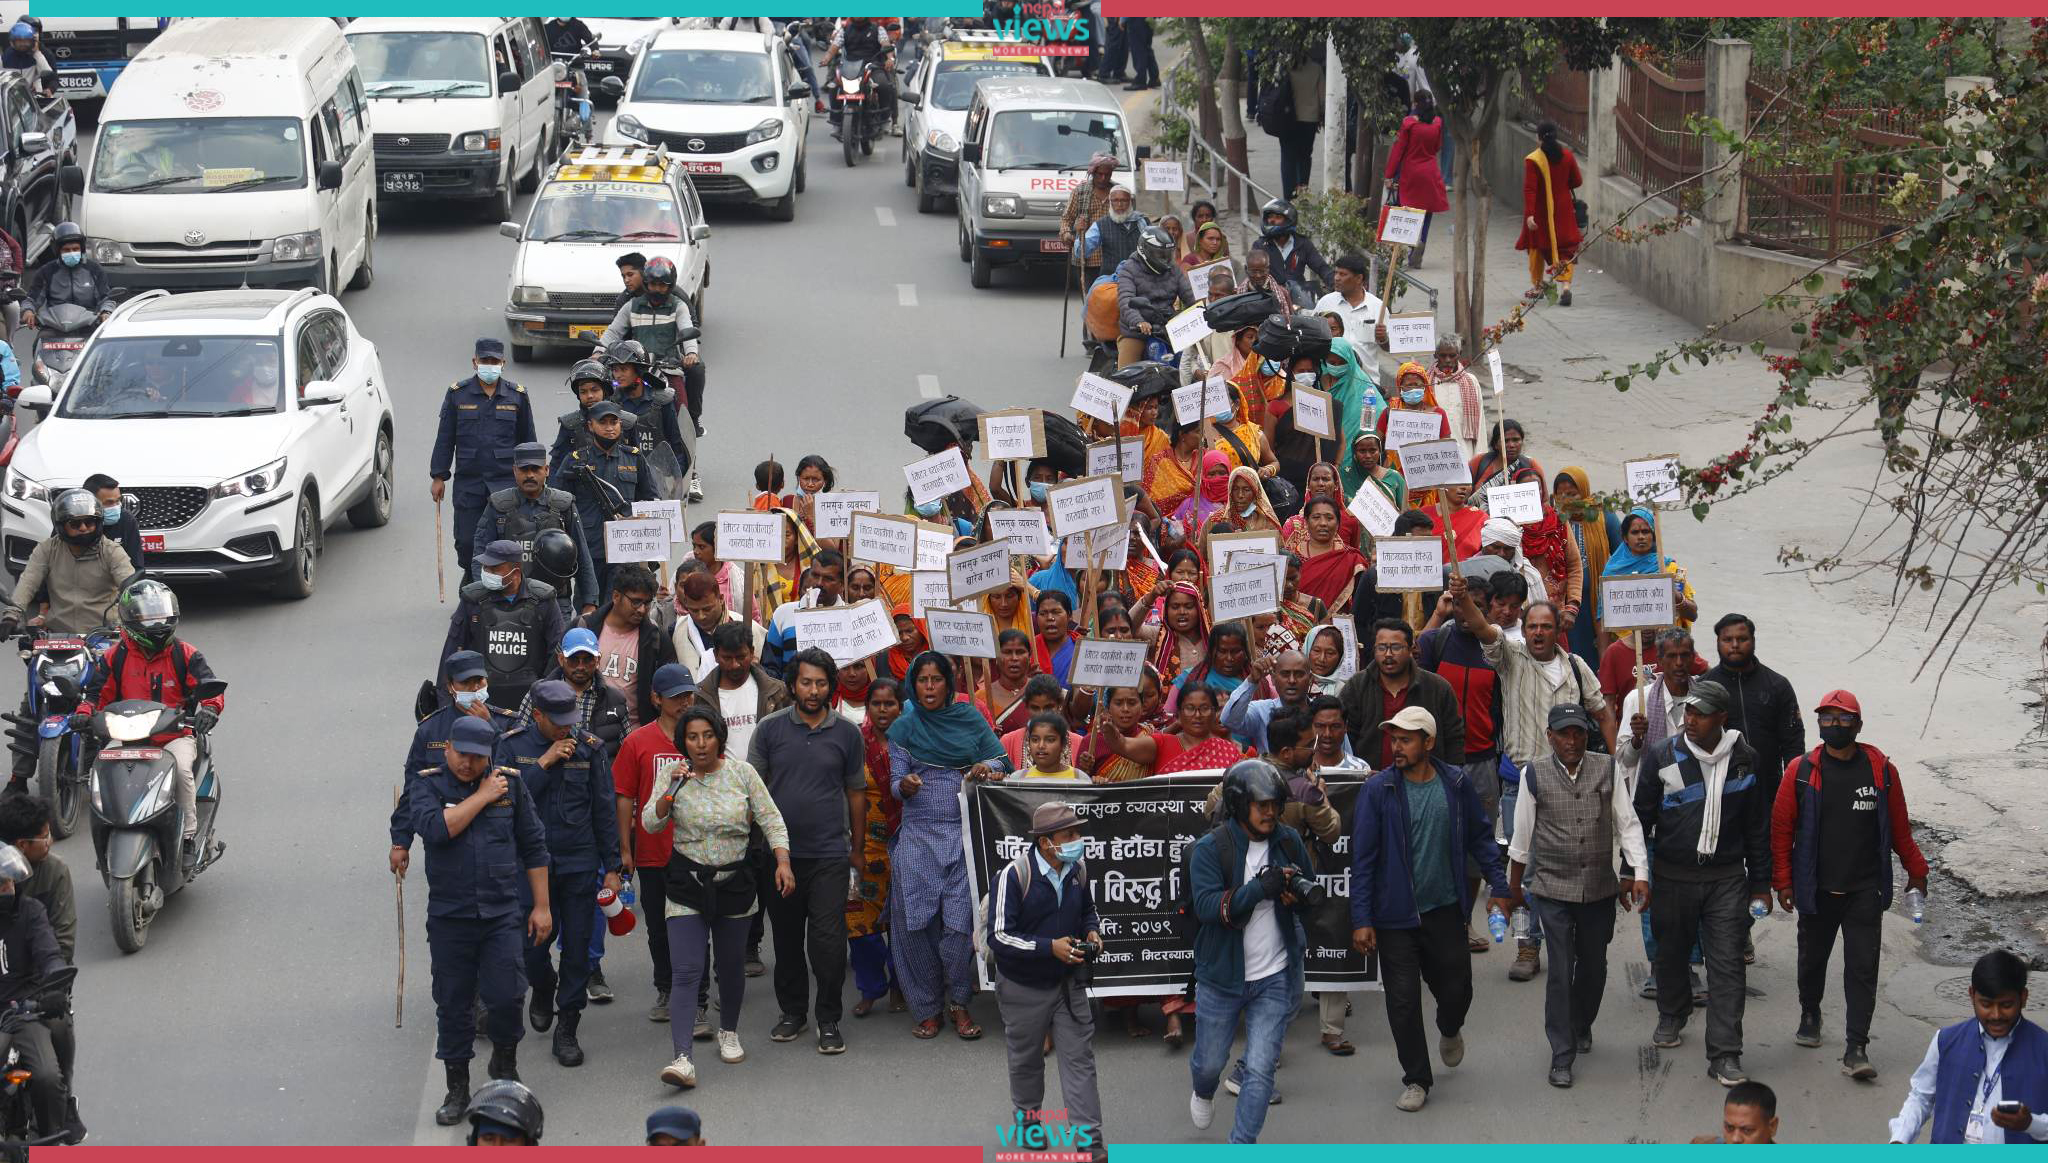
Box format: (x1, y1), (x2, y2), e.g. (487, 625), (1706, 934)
(3, 288), (396, 599)
(599, 27), (812, 221)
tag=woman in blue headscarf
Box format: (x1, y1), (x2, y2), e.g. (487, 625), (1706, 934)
(1599, 506), (1698, 628)
(887, 651), (1010, 1040)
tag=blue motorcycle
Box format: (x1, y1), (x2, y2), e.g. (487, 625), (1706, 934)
(3, 627), (113, 838)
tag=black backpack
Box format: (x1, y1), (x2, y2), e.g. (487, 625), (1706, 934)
(1203, 289), (1279, 333)
(1255, 77), (1294, 138)
(1041, 410), (1090, 478)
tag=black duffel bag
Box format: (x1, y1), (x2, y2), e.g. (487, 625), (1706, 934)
(1203, 288), (1280, 333)
(1252, 311), (1331, 364)
(905, 395), (985, 455)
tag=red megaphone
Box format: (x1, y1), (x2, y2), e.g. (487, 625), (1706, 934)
(598, 886), (637, 937)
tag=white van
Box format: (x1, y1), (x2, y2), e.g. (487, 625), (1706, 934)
(954, 77), (1136, 289)
(345, 18), (557, 219)
(60, 18), (376, 296)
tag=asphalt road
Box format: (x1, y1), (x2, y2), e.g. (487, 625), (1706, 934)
(26, 111), (1962, 1148)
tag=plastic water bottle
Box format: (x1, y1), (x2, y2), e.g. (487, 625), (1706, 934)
(1749, 898), (1769, 921)
(1511, 907), (1532, 941)
(619, 882), (636, 908)
(1486, 906), (1509, 944)
(1906, 888), (1926, 924)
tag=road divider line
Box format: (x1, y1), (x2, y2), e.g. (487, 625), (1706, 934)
(917, 374), (941, 399)
(875, 206), (897, 227)
(898, 284), (918, 307)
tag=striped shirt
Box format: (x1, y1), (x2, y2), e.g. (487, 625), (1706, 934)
(1481, 634), (1606, 767)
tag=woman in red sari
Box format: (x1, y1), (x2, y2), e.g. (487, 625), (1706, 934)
(852, 675), (907, 1016)
(1144, 582), (1210, 687)
(1517, 121), (1584, 306)
(1383, 89), (1451, 268)
(1280, 461), (1361, 551)
(1292, 495), (1368, 612)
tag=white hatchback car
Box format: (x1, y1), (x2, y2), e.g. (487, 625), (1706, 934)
(3, 288), (396, 599)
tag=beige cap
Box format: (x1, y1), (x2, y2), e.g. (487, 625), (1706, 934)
(1378, 706), (1438, 737)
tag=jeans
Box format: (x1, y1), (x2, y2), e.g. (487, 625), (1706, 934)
(667, 911), (749, 1055)
(1528, 894), (1616, 1067)
(1377, 904), (1472, 1090)
(1796, 888), (1882, 1045)
(1277, 122), (1319, 199)
(1651, 873), (1750, 1061)
(789, 36), (820, 103)
(1192, 970), (1297, 1142)
(766, 855), (850, 1025)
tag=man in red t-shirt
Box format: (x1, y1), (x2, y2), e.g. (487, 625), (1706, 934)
(612, 662), (697, 1024)
(1598, 632), (1707, 702)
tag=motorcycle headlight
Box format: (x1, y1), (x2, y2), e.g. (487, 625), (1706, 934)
(90, 239), (125, 265)
(459, 130), (501, 152)
(271, 231), (322, 263)
(513, 285), (548, 305)
(211, 456), (287, 500)
(743, 118), (783, 147)
(4, 472), (48, 506)
(924, 129), (957, 155)
(982, 193), (1022, 219)
(614, 115), (649, 143)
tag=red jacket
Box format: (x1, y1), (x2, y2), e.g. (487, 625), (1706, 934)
(1769, 742), (1928, 912)
(80, 634), (225, 744)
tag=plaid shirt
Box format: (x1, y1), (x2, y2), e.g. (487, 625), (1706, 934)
(1482, 634), (1606, 767)
(1061, 183), (1114, 263)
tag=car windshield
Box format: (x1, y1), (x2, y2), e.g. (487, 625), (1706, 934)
(631, 49), (775, 104)
(985, 109), (1125, 171)
(526, 182), (681, 242)
(348, 32), (492, 97)
(57, 336), (287, 419)
(90, 118), (307, 194)
(930, 62), (1044, 111)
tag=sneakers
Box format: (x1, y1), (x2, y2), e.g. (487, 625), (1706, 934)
(686, 472), (705, 502)
(1439, 1032), (1465, 1068)
(1842, 1042), (1877, 1081)
(649, 989), (670, 1024)
(694, 1005), (712, 1041)
(1189, 1092), (1214, 1130)
(818, 1022), (845, 1054)
(1709, 1055), (1748, 1087)
(660, 1052), (697, 1089)
(1548, 1064), (1573, 1088)
(586, 966), (614, 1005)
(435, 1062), (470, 1126)
(1652, 1017), (1685, 1048)
(718, 1029), (746, 1063)
(1639, 974), (1658, 1000)
(1795, 1010), (1822, 1048)
(1395, 1083), (1428, 1112)
(1509, 943), (1542, 982)
(770, 1014), (807, 1042)
(1221, 1060), (1281, 1104)
(745, 948), (766, 978)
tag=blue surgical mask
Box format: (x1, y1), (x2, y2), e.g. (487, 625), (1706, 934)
(1239, 503), (1257, 518)
(1401, 388), (1425, 406)
(1028, 481), (1050, 504)
(1055, 838), (1084, 862)
(101, 504), (122, 524)
(914, 499), (944, 519)
(1259, 358), (1284, 378)
(476, 365), (503, 385)
(453, 686), (489, 708)
(477, 569), (507, 591)
(59, 251), (81, 268)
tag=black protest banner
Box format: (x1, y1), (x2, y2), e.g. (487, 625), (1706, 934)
(964, 772), (1377, 997)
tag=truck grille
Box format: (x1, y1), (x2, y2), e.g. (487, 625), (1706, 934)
(130, 487), (210, 531)
(42, 30), (125, 61)
(646, 129), (749, 155)
(374, 133), (451, 155)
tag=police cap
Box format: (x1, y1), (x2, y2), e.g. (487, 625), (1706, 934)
(530, 679), (578, 718)
(449, 717), (498, 756)
(445, 650), (487, 681)
(511, 442), (548, 468)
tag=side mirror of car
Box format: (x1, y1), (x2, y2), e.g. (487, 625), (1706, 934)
(498, 70), (521, 95)
(786, 78), (809, 100)
(689, 223), (710, 242)
(59, 164), (83, 196)
(960, 141), (981, 164)
(15, 384), (51, 415)
(498, 221), (522, 241)
(316, 160), (343, 191)
(18, 130), (46, 155)
(598, 75), (626, 99)
(300, 379), (346, 405)
(1135, 144), (1152, 161)
(908, 92), (923, 108)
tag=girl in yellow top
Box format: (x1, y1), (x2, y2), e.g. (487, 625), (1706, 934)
(1011, 712), (1089, 782)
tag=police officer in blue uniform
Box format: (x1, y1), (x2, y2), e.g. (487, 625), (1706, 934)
(390, 651), (520, 874)
(438, 541), (566, 714)
(408, 716), (552, 1127)
(551, 401), (659, 591)
(503, 679), (621, 1068)
(473, 443), (600, 621)
(431, 338), (538, 585)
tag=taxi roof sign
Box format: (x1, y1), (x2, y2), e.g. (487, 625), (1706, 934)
(553, 145), (671, 184)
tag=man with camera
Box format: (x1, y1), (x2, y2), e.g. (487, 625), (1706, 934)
(1187, 760), (1318, 1143)
(988, 801), (1106, 1159)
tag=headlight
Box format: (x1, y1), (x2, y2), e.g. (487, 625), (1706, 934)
(924, 129), (958, 155)
(982, 193), (1022, 219)
(272, 231), (321, 263)
(459, 130), (501, 152)
(614, 115), (649, 143)
(743, 118), (783, 147)
(210, 457), (287, 500)
(4, 472), (48, 506)
(90, 239), (124, 265)
(513, 285), (548, 305)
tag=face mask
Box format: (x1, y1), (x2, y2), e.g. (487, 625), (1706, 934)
(1055, 839), (1084, 862)
(1259, 358), (1284, 378)
(1239, 503), (1257, 518)
(1028, 481), (1050, 503)
(1818, 724), (1859, 750)
(914, 499), (944, 519)
(60, 251), (82, 268)
(475, 365), (503, 385)
(101, 504), (122, 524)
(453, 686), (489, 708)
(1291, 371), (1318, 388)
(477, 569), (507, 591)
(1401, 388), (1425, 406)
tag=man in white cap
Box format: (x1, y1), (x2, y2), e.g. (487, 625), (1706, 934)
(1478, 516), (1548, 605)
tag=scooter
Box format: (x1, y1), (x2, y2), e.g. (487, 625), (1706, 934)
(85, 678), (228, 954)
(0, 964), (78, 1157)
(1, 627), (113, 839)
(833, 56), (885, 168)
(30, 303), (99, 393)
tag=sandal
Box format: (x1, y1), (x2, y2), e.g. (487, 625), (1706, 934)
(852, 997), (878, 1019)
(1467, 931), (1491, 954)
(1322, 1034), (1356, 1057)
(912, 1017), (941, 1039)
(888, 990), (908, 1013)
(950, 1004), (983, 1040)
(1163, 1016), (1185, 1049)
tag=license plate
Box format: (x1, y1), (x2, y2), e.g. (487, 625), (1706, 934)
(100, 749), (163, 762)
(837, 92), (862, 102)
(584, 58), (613, 72)
(38, 637), (85, 651)
(567, 324), (605, 340)
(56, 73), (97, 93)
(381, 171), (423, 193)
(678, 160), (722, 174)
(142, 535), (165, 554)
(1040, 238), (1070, 253)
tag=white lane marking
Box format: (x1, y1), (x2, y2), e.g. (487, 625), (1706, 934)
(875, 206), (897, 227)
(917, 374), (941, 399)
(412, 1046), (456, 1145)
(897, 283), (918, 307)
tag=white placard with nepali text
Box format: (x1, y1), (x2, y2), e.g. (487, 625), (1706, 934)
(910, 571), (950, 619)
(1142, 158), (1185, 192)
(1486, 481), (1545, 526)
(978, 410), (1046, 462)
(1167, 303), (1213, 353)
(1396, 439), (1472, 489)
(814, 491), (881, 539)
(792, 599), (896, 666)
(923, 606), (998, 659)
(1625, 456), (1682, 506)
(607, 518), (676, 565)
(1070, 637), (1148, 689)
(1063, 521), (1131, 570)
(903, 447), (973, 507)
(632, 499), (686, 543)
(1291, 385), (1335, 439)
(1383, 408), (1442, 451)
(1486, 348), (1505, 395)
(1070, 373), (1133, 426)
(712, 510), (782, 563)
(913, 522), (953, 573)
(1185, 258), (1234, 296)
(1374, 536), (1444, 592)
(1380, 205), (1428, 247)
(1384, 313), (1437, 354)
(848, 512), (917, 569)
(1600, 573), (1678, 632)
(1045, 474), (1124, 539)
(987, 509), (1052, 557)
(1086, 438), (1147, 484)
(1210, 564), (1280, 622)
(1348, 479), (1401, 540)
(1172, 376), (1233, 426)
(946, 539), (1011, 603)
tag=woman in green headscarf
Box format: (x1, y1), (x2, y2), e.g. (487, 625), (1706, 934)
(1321, 334), (1383, 473)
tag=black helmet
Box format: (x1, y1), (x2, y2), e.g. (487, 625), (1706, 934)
(532, 528), (577, 581)
(53, 221), (85, 249)
(117, 578), (180, 654)
(465, 1079), (543, 1146)
(1218, 758), (1290, 823)
(1259, 198), (1296, 238)
(641, 255), (677, 288)
(1137, 225), (1174, 272)
(605, 340), (651, 372)
(49, 488), (100, 546)
(568, 358), (610, 389)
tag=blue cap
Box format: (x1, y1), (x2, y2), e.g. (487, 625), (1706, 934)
(475, 337), (506, 359)
(475, 539), (522, 568)
(652, 663), (697, 698)
(445, 649), (487, 681)
(530, 679), (578, 718)
(561, 627), (600, 657)
(645, 1107), (701, 1143)
(586, 400), (629, 423)
(449, 716), (498, 756)
(512, 442), (548, 467)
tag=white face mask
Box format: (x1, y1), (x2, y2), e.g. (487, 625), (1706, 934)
(1291, 371), (1318, 388)
(477, 569), (507, 591)
(453, 685), (489, 708)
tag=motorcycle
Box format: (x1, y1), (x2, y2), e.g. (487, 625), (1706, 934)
(30, 303), (100, 393)
(550, 47), (596, 154)
(85, 678), (229, 954)
(834, 56), (885, 168)
(1, 627), (113, 839)
(0, 964), (77, 1157)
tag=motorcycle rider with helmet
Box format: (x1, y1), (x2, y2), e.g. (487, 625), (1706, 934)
(22, 223), (114, 333)
(0, 842), (78, 1143)
(1112, 226), (1194, 369)
(1249, 199), (1334, 308)
(473, 442), (599, 622)
(822, 18), (896, 135)
(466, 1079), (544, 1145)
(71, 580), (225, 867)
(0, 491), (135, 794)
(602, 341), (688, 480)
(595, 256), (701, 499)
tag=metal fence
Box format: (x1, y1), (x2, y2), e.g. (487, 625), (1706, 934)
(1613, 54), (1705, 200)
(1528, 65), (1589, 153)
(1736, 68), (1938, 259)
